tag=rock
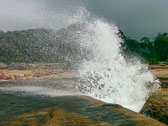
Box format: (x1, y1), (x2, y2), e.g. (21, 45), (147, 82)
(0, 94), (165, 126)
(0, 69), (75, 81)
(8, 63), (30, 70)
(0, 63), (7, 69)
(143, 66), (168, 125)
(0, 73), (7, 80)
(149, 65), (168, 70)
(141, 88), (168, 125)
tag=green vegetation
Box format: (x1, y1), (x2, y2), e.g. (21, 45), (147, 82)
(119, 31), (168, 64)
(0, 27), (83, 64)
(0, 27), (167, 65)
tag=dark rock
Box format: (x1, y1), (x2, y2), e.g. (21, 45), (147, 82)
(141, 88), (168, 125)
(0, 92), (165, 126)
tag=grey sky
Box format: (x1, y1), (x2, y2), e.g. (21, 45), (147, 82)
(0, 0), (168, 39)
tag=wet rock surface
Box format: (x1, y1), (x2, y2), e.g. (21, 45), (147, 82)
(141, 88), (168, 125)
(141, 68), (168, 125)
(0, 64), (167, 125)
(0, 91), (165, 126)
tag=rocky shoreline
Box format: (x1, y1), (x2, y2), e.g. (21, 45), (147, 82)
(0, 63), (75, 81)
(0, 92), (165, 126)
(141, 67), (168, 125)
(0, 63), (168, 125)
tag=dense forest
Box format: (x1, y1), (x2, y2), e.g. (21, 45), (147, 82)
(0, 25), (168, 65)
(118, 31), (168, 64)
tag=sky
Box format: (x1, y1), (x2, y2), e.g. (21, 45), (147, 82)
(0, 0), (168, 39)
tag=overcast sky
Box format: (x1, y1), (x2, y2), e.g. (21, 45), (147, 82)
(0, 0), (168, 39)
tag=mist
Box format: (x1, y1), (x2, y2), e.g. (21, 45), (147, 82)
(0, 0), (84, 31)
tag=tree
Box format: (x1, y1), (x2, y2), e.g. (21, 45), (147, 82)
(154, 33), (168, 61)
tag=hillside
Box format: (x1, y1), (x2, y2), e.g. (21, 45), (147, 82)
(0, 25), (168, 65)
(0, 23), (87, 64)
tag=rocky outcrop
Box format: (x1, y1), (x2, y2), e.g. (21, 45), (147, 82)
(0, 64), (167, 125)
(149, 65), (168, 70)
(141, 88), (168, 125)
(141, 67), (168, 125)
(0, 69), (48, 80)
(0, 69), (74, 80)
(150, 68), (168, 88)
(0, 62), (77, 81)
(0, 94), (165, 126)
